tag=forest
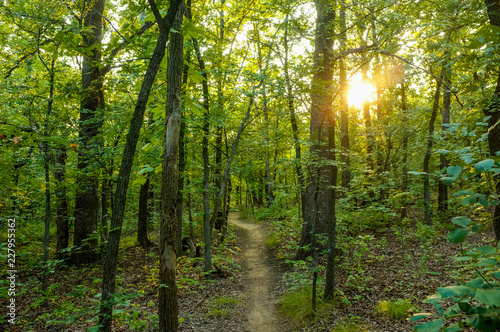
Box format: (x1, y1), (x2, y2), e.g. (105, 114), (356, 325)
(1, 0), (500, 331)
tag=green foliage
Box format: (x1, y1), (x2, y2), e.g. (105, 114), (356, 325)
(206, 295), (241, 318)
(279, 286), (336, 328)
(375, 298), (416, 320)
(413, 231), (500, 331)
(331, 317), (368, 332)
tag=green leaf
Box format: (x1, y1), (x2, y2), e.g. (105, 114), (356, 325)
(478, 246), (497, 255)
(447, 166), (462, 177)
(478, 258), (498, 267)
(414, 318), (443, 332)
(478, 197), (490, 207)
(471, 225), (483, 233)
(451, 216), (471, 228)
(489, 270), (500, 278)
(409, 171), (427, 176)
(454, 190), (475, 197)
(474, 288), (500, 306)
(462, 195), (476, 206)
(424, 293), (442, 303)
(475, 159), (495, 173)
(447, 228), (468, 243)
(465, 278), (484, 288)
(442, 322), (461, 332)
(438, 285), (472, 298)
(410, 313), (435, 322)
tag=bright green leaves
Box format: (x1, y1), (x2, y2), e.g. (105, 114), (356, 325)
(447, 216), (471, 244)
(475, 159), (495, 173)
(468, 25), (500, 49)
(414, 318), (443, 332)
(451, 216), (471, 228)
(440, 166), (462, 185)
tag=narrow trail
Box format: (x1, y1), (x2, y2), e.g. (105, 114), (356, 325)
(229, 212), (279, 332)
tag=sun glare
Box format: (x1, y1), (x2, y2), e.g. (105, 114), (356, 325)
(347, 81), (376, 109)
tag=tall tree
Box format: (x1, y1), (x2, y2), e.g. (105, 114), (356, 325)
(484, 0), (500, 243)
(296, 0), (335, 261)
(339, 0), (350, 191)
(98, 0), (183, 330)
(73, 0), (106, 265)
(159, 1), (184, 329)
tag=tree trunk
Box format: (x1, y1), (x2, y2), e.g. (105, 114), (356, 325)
(159, 3), (184, 329)
(296, 0), (335, 261)
(438, 71), (451, 213)
(339, 0), (350, 191)
(98, 0), (183, 330)
(54, 148), (69, 258)
(73, 0), (106, 265)
(137, 177), (153, 248)
(401, 81), (409, 219)
(484, 0), (500, 243)
(423, 66), (444, 225)
(176, 49), (190, 254)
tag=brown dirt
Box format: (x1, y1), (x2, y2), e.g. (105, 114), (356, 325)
(229, 212), (282, 332)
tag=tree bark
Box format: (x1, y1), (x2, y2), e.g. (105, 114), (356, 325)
(484, 0), (500, 243)
(73, 0), (106, 265)
(137, 177), (153, 248)
(159, 3), (184, 329)
(339, 0), (350, 191)
(296, 0), (335, 261)
(423, 67), (444, 225)
(98, 0), (183, 330)
(438, 71), (451, 213)
(54, 148), (69, 258)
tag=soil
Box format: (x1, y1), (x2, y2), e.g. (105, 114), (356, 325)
(1, 211), (495, 332)
(229, 212), (282, 332)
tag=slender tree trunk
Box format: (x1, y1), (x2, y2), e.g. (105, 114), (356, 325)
(54, 148), (69, 258)
(159, 3), (184, 329)
(401, 81), (409, 219)
(73, 0), (106, 265)
(438, 71), (451, 213)
(339, 0), (350, 191)
(484, 0), (500, 243)
(296, 0), (335, 260)
(176, 49), (190, 254)
(423, 67), (444, 225)
(137, 177), (153, 248)
(210, 98), (255, 229)
(98, 0), (183, 330)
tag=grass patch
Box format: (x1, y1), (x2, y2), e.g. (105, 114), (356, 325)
(375, 298), (415, 320)
(264, 231), (281, 250)
(331, 318), (368, 332)
(279, 286), (336, 328)
(206, 295), (241, 318)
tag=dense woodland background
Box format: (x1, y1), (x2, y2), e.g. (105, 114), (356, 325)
(1, 0), (500, 331)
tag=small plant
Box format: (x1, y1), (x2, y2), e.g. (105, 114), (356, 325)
(375, 298), (415, 320)
(412, 216), (500, 332)
(206, 295), (241, 318)
(331, 317), (367, 332)
(279, 286), (336, 328)
(265, 231), (281, 250)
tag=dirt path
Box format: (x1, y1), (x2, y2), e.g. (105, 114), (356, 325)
(229, 212), (279, 332)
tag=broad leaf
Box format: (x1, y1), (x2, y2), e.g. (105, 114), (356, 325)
(475, 159), (495, 173)
(414, 318), (443, 332)
(438, 285), (472, 298)
(451, 216), (471, 228)
(446, 165), (462, 177)
(447, 228), (468, 244)
(474, 288), (500, 306)
(410, 313), (435, 322)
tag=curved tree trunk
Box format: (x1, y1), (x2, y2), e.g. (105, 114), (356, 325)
(98, 0), (183, 330)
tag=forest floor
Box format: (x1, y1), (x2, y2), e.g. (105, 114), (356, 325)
(0, 209), (496, 331)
